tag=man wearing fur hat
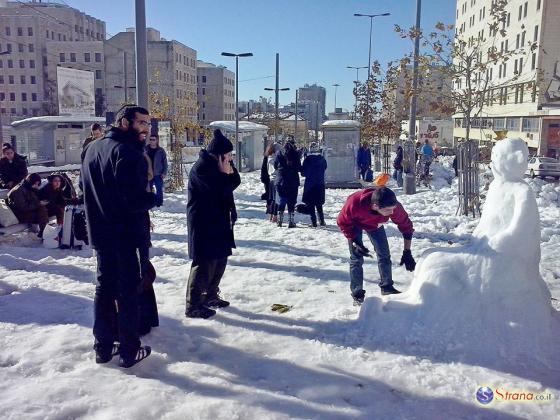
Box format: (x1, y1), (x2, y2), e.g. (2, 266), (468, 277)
(186, 129), (241, 319)
(337, 186), (416, 305)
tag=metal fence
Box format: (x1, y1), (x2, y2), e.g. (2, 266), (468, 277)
(456, 140), (481, 217)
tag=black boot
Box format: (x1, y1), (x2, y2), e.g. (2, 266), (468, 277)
(310, 214), (317, 227)
(288, 212), (296, 228)
(317, 206), (326, 226)
(352, 289), (366, 306)
(186, 306), (216, 319)
(381, 285), (402, 295)
(277, 212), (284, 227)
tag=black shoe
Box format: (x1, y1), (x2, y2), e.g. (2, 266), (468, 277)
(352, 289), (366, 306)
(186, 306), (216, 319)
(118, 345), (151, 368)
(94, 343), (120, 364)
(205, 297), (230, 309)
(381, 285), (402, 295)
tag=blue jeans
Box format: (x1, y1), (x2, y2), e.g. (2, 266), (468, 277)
(348, 226), (393, 296)
(150, 175), (164, 207)
(393, 169), (403, 187)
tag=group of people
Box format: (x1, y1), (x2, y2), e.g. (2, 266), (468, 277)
(261, 140), (328, 228)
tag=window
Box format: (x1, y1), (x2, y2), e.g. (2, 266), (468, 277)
(20, 75), (25, 84)
(60, 52), (65, 62)
(19, 59), (25, 68)
(202, 87), (206, 95)
(32, 109), (39, 117)
(6, 43), (11, 52)
(28, 43), (34, 52)
(58, 33), (61, 41)
(18, 43), (24, 53)
(534, 25), (539, 42)
(9, 93), (15, 101)
(0, 75), (3, 84)
(84, 53), (90, 62)
(531, 53), (537, 70)
(70, 52), (76, 62)
(524, 2), (528, 18)
(537, 0), (541, 10)
(95, 52), (101, 62)
(28, 27), (33, 36)
(10, 108), (16, 115)
(493, 118), (505, 129)
(0, 60), (2, 68)
(7, 59), (13, 68)
(516, 34), (520, 49)
(46, 30), (49, 39)
(17, 27), (23, 36)
(22, 107), (27, 115)
(95, 70), (102, 80)
(522, 118), (539, 132)
(8, 75), (14, 84)
(5, 27), (10, 36)
(0, 93), (3, 100)
(521, 31), (526, 47)
(21, 93), (27, 102)
(31, 75), (36, 84)
(32, 93), (37, 102)
(518, 5), (522, 20)
(202, 75), (206, 83)
(29, 59), (35, 68)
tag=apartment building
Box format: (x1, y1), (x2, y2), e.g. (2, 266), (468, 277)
(453, 0), (560, 157)
(196, 60), (235, 126)
(297, 84), (326, 131)
(0, 0), (105, 132)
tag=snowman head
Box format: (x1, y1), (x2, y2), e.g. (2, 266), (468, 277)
(490, 138), (528, 181)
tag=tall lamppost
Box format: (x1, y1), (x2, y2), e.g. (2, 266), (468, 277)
(221, 51), (253, 169)
(346, 65), (367, 118)
(332, 83), (340, 111)
(353, 12), (391, 80)
(0, 50), (10, 143)
(264, 86), (290, 143)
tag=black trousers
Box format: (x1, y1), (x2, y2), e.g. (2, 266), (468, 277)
(93, 247), (141, 359)
(186, 257), (228, 310)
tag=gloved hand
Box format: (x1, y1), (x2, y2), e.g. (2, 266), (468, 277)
(400, 249), (416, 271)
(352, 240), (371, 257)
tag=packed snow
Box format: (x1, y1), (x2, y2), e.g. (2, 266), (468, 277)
(1, 143), (559, 419)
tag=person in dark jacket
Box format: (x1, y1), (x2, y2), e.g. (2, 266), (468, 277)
(186, 129), (241, 319)
(393, 146), (404, 188)
(356, 143), (372, 180)
(146, 134), (168, 207)
(274, 141), (301, 228)
(81, 105), (156, 368)
(337, 187), (416, 305)
(301, 142), (327, 227)
(0, 143), (28, 190)
(452, 155), (458, 177)
(6, 173), (49, 236)
(37, 174), (67, 225)
(82, 123), (104, 151)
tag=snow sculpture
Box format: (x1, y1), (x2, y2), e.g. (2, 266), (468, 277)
(360, 138), (557, 366)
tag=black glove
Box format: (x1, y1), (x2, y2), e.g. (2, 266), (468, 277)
(400, 249), (416, 271)
(351, 241), (371, 257)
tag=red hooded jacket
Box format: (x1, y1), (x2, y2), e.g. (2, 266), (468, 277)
(337, 188), (414, 240)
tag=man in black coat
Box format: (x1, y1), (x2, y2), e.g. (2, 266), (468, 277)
(0, 143), (28, 190)
(186, 129), (241, 319)
(81, 105), (156, 368)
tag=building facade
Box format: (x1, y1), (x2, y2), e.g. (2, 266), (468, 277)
(453, 0), (560, 157)
(104, 28), (197, 137)
(297, 84), (326, 130)
(0, 0), (105, 141)
(196, 60), (235, 126)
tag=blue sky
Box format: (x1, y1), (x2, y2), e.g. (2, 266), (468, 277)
(68, 0), (455, 112)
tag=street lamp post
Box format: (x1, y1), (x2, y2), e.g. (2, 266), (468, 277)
(354, 12), (391, 79)
(0, 50), (10, 143)
(332, 83), (340, 111)
(221, 51), (253, 169)
(346, 65), (367, 119)
(264, 86), (290, 144)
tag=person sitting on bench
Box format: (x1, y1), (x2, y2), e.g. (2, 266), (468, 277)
(6, 173), (49, 237)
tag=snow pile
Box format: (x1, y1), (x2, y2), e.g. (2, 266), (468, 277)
(359, 138), (559, 368)
(527, 178), (560, 206)
(429, 160), (454, 189)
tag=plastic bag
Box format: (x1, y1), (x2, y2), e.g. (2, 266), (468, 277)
(42, 224), (61, 249)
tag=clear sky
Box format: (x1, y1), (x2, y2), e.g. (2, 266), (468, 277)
(67, 0), (456, 112)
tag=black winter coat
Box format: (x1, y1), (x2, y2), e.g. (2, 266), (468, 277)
(0, 154), (28, 189)
(187, 150), (241, 261)
(38, 182), (66, 209)
(274, 148), (301, 197)
(81, 127), (156, 250)
(393, 147), (404, 171)
(301, 154), (327, 206)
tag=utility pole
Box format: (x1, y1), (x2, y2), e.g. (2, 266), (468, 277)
(135, 0), (148, 108)
(403, 0), (422, 195)
(264, 53), (289, 144)
(315, 101), (319, 141)
(332, 83), (340, 110)
(294, 90), (298, 142)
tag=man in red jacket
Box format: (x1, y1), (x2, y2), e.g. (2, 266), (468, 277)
(337, 186), (416, 305)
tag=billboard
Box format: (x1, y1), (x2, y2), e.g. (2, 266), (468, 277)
(57, 67), (95, 117)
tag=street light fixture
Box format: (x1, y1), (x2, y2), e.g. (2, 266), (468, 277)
(354, 12), (391, 80)
(346, 66), (368, 118)
(221, 51), (253, 169)
(264, 86), (290, 143)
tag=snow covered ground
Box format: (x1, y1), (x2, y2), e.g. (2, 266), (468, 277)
(1, 163), (559, 419)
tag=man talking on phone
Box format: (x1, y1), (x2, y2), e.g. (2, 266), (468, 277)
(186, 129), (241, 319)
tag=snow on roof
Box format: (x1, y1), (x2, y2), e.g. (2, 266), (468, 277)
(11, 116), (105, 129)
(209, 121), (269, 132)
(322, 120), (360, 128)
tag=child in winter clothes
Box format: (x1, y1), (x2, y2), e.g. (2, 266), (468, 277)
(274, 142), (301, 228)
